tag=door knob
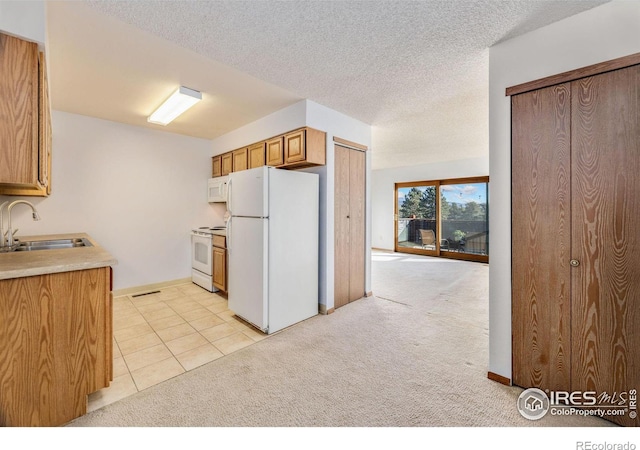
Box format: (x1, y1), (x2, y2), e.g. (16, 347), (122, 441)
(570, 259), (580, 267)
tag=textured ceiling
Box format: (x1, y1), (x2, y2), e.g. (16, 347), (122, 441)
(49, 1), (610, 170)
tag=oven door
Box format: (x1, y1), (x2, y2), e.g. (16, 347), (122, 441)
(191, 232), (212, 275)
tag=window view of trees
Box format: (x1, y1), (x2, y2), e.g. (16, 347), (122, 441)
(396, 179), (489, 261)
(398, 186), (437, 219)
(398, 186), (487, 221)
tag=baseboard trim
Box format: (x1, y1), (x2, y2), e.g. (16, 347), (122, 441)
(318, 304), (335, 315)
(487, 371), (511, 386)
(113, 278), (192, 297)
(365, 291), (373, 297)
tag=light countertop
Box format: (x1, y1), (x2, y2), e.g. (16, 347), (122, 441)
(0, 233), (117, 280)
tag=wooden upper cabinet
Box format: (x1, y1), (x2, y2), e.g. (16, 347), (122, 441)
(221, 153), (233, 175)
(284, 129), (306, 163)
(212, 156), (222, 177)
(213, 127), (326, 175)
(0, 32), (51, 197)
(266, 136), (284, 166)
(283, 127), (326, 168)
(248, 142), (265, 169)
(232, 147), (248, 172)
(39, 52), (52, 196)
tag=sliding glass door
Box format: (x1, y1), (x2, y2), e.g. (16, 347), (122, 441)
(395, 177), (489, 262)
(396, 182), (439, 256)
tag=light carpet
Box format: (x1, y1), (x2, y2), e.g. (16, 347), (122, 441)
(68, 251), (612, 427)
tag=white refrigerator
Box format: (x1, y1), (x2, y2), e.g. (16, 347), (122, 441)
(226, 166), (319, 334)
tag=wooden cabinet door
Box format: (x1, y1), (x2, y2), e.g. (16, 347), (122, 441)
(38, 51), (51, 194)
(232, 148), (248, 172)
(284, 129), (306, 163)
(212, 156), (222, 177)
(511, 83), (572, 392)
(266, 136), (284, 166)
(248, 142), (265, 168)
(221, 153), (233, 175)
(0, 33), (39, 186)
(0, 267), (111, 426)
(212, 247), (227, 292)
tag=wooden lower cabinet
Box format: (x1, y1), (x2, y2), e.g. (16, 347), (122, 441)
(0, 267), (113, 426)
(212, 235), (227, 292)
(213, 247), (227, 292)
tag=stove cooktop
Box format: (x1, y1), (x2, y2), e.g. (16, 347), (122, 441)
(193, 226), (226, 235)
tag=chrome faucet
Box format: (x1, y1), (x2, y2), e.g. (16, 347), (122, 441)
(6, 200), (41, 247)
(0, 201), (8, 248)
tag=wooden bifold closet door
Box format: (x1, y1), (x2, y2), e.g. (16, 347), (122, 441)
(334, 144), (366, 309)
(512, 62), (640, 427)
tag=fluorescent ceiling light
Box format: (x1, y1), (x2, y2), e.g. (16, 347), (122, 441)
(147, 86), (202, 125)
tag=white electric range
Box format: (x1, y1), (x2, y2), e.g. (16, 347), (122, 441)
(191, 226), (226, 292)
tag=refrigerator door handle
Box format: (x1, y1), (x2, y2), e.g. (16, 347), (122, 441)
(227, 216), (232, 254)
(226, 177), (232, 254)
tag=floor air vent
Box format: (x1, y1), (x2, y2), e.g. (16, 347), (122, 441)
(131, 290), (161, 298)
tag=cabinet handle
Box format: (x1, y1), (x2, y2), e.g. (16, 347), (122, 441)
(570, 259), (580, 267)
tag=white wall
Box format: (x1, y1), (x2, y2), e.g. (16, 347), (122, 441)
(371, 157), (489, 250)
(305, 100), (372, 307)
(1, 111), (222, 291)
(211, 99), (372, 310)
(211, 101), (306, 155)
(488, 0), (640, 380)
(0, 0), (45, 44)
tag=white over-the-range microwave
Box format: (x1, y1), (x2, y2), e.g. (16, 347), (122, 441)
(208, 176), (228, 203)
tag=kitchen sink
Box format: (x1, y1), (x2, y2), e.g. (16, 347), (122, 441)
(13, 238), (93, 251)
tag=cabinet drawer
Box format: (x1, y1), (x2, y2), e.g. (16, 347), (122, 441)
(212, 235), (226, 249)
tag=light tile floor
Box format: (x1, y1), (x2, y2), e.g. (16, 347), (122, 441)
(87, 282), (268, 412)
